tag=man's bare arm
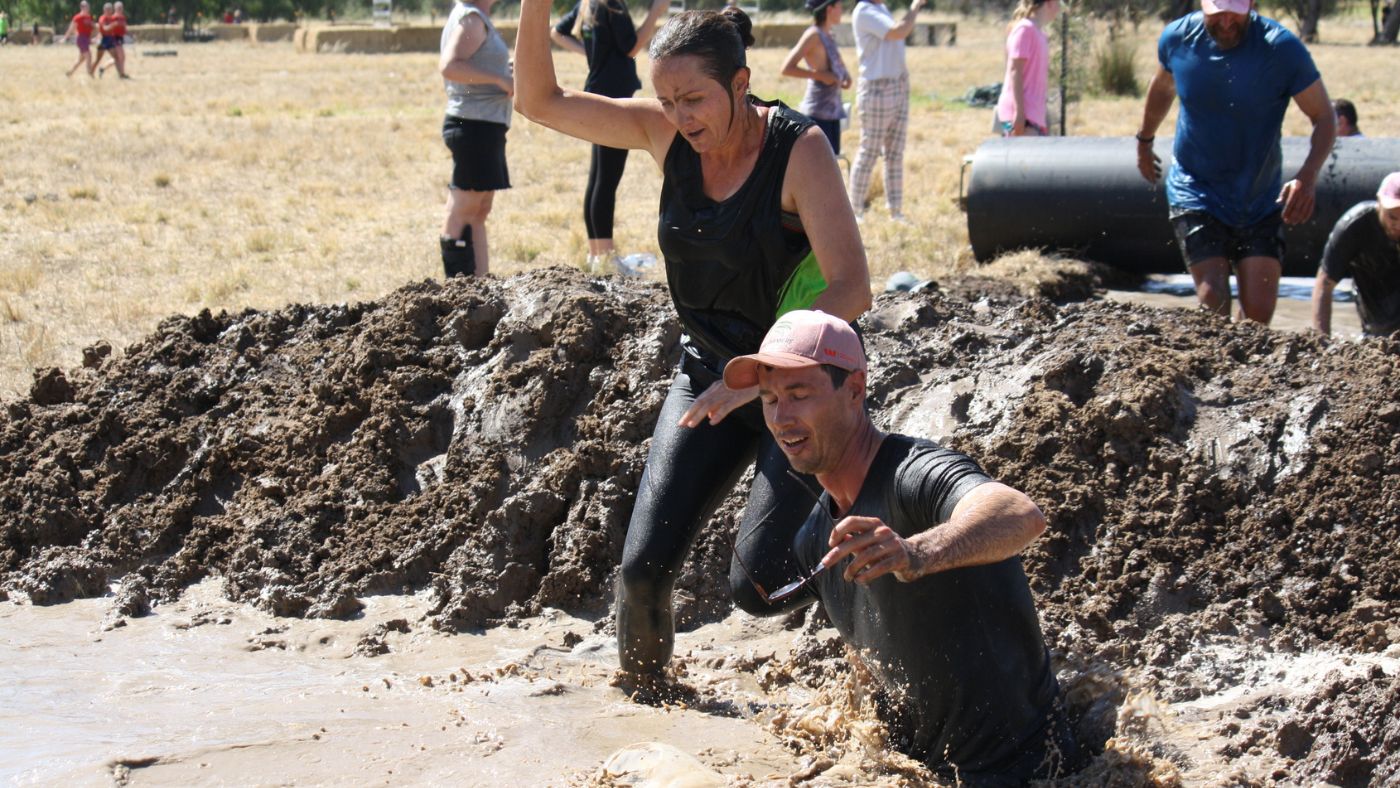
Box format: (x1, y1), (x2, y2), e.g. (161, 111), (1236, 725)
(1136, 66), (1176, 183)
(1278, 78), (1336, 226)
(824, 482), (1047, 584)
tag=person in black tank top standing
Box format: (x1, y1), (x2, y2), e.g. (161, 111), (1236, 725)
(516, 4), (871, 677)
(551, 0), (669, 273)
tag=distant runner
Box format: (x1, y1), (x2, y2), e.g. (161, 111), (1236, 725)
(63, 1), (96, 78)
(723, 310), (1080, 783)
(1311, 173), (1400, 338)
(99, 1), (130, 79)
(91, 3), (116, 77)
(1136, 0), (1335, 325)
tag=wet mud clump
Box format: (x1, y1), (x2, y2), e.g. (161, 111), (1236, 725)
(3, 267), (1399, 782)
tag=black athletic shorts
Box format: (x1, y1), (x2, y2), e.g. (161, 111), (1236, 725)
(1170, 209), (1284, 269)
(442, 115), (511, 192)
(98, 35), (116, 50)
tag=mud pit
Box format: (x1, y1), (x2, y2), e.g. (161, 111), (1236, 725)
(3, 267), (1399, 784)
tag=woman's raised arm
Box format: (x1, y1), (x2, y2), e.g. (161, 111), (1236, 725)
(514, 0), (673, 160)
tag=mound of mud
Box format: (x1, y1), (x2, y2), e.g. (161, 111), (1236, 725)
(3, 267), (1398, 781)
(2, 270), (681, 629)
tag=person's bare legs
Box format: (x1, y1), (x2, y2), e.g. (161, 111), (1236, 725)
(442, 187), (493, 276)
(67, 49), (93, 77)
(113, 44), (127, 76)
(469, 193), (492, 276)
(1235, 255), (1281, 325)
(1187, 256), (1232, 317)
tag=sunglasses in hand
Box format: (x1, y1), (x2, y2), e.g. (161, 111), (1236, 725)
(728, 470), (833, 604)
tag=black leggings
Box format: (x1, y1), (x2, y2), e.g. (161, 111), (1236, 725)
(617, 354), (818, 673)
(584, 144), (629, 241)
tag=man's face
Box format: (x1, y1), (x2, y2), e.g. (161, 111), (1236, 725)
(1204, 9), (1250, 50)
(758, 364), (864, 476)
(1379, 203), (1400, 242)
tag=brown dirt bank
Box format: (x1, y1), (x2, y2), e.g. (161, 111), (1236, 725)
(3, 266), (1398, 782)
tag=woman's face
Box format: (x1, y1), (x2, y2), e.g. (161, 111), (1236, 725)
(651, 55), (748, 154)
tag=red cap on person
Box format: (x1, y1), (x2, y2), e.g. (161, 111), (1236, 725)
(1202, 0), (1251, 14)
(1378, 172), (1400, 211)
(723, 310), (865, 390)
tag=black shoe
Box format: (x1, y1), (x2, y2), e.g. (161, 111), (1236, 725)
(440, 236), (475, 278)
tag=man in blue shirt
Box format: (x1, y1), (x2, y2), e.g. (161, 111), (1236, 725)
(1135, 0), (1335, 325)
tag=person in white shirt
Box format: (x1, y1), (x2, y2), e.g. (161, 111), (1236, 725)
(848, 0), (924, 221)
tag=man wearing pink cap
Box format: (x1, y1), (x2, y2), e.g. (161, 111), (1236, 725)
(1311, 173), (1400, 337)
(723, 310), (1080, 782)
(1135, 0), (1336, 325)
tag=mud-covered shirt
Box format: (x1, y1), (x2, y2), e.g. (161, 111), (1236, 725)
(792, 434), (1066, 783)
(658, 99), (828, 372)
(1322, 201), (1400, 336)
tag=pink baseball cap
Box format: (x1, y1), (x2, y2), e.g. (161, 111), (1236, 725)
(1378, 172), (1400, 210)
(1202, 0), (1251, 14)
(723, 310), (865, 390)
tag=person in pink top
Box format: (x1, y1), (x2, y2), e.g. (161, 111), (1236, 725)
(995, 0), (1058, 136)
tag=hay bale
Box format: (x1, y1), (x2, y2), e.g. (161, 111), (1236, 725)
(294, 26), (310, 52)
(250, 23), (298, 43)
(206, 23), (249, 41)
(128, 24), (182, 44)
(303, 25), (398, 54)
(750, 22), (807, 48)
(9, 26), (54, 45)
(391, 25), (441, 52)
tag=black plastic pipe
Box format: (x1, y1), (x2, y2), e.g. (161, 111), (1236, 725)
(963, 136), (1400, 276)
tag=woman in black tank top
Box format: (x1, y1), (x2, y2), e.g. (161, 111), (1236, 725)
(517, 2), (870, 676)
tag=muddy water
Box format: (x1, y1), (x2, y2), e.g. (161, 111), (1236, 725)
(1104, 275), (1364, 337)
(5, 582), (1398, 785)
(2, 580), (813, 784)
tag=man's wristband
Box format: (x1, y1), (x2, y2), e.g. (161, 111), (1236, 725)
(1135, 133), (1154, 144)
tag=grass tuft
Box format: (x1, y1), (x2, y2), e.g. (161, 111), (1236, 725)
(1095, 37), (1140, 97)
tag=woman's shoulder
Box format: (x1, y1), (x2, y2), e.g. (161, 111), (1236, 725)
(760, 99), (816, 135)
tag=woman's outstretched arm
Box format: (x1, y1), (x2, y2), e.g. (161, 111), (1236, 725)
(514, 0), (673, 162)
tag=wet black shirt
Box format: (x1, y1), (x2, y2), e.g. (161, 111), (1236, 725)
(658, 99), (825, 373)
(554, 0), (642, 99)
(792, 434), (1066, 784)
(1321, 201), (1400, 336)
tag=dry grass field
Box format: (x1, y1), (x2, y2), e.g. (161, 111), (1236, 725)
(0, 14), (1394, 398)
